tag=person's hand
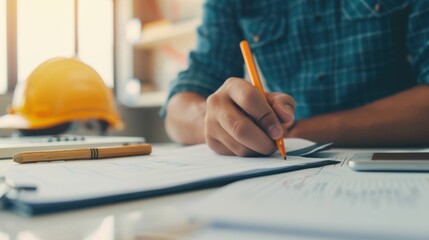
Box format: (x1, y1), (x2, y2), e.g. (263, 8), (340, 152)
(204, 78), (295, 157)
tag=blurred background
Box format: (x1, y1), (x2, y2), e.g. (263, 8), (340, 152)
(0, 0), (204, 142)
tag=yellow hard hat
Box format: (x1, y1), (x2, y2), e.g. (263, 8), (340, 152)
(0, 57), (124, 130)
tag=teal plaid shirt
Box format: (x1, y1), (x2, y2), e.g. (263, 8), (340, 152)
(162, 0), (429, 120)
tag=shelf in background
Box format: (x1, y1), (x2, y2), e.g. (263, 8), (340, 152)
(135, 18), (201, 49)
(120, 90), (167, 108)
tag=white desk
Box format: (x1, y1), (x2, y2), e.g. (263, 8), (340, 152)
(0, 146), (425, 240)
(0, 144), (214, 240)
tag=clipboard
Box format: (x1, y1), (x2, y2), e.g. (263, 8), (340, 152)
(0, 139), (335, 216)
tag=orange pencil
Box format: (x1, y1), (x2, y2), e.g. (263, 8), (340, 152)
(240, 40), (287, 160)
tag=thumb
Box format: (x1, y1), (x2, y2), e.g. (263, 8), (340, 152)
(256, 110), (284, 140)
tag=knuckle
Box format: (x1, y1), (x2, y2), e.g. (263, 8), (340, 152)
(257, 111), (277, 127)
(218, 112), (248, 139)
(238, 87), (258, 107)
(231, 120), (248, 140)
(288, 96), (297, 109)
(206, 94), (217, 108)
(225, 77), (250, 93)
(271, 94), (296, 109)
(206, 95), (224, 115)
(224, 77), (239, 89)
(219, 110), (232, 124)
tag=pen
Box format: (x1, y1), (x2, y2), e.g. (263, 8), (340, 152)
(240, 40), (287, 160)
(13, 144), (152, 163)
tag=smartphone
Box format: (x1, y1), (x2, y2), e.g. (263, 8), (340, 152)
(348, 152), (429, 172)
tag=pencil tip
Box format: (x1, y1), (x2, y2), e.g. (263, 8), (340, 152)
(284, 156), (287, 160)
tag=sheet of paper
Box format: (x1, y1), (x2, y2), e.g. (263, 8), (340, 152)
(188, 168), (429, 239)
(284, 138), (332, 156)
(189, 223), (328, 240)
(0, 144), (334, 205)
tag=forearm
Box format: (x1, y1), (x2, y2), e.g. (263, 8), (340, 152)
(165, 92), (207, 145)
(289, 85), (429, 147)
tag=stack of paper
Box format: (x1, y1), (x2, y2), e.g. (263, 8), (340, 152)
(187, 171), (429, 239)
(0, 139), (335, 215)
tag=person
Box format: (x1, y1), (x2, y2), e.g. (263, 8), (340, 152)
(161, 0), (429, 157)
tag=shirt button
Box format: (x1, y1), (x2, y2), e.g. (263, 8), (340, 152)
(252, 35), (261, 43)
(374, 3), (382, 12)
(317, 73), (326, 81)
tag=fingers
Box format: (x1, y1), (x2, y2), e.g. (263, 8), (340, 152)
(218, 102), (276, 155)
(205, 131), (262, 157)
(204, 77), (296, 157)
(204, 103), (257, 157)
(267, 93), (296, 124)
(224, 78), (284, 140)
(205, 89), (276, 155)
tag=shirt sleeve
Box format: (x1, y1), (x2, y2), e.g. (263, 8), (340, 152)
(407, 1), (429, 85)
(160, 0), (244, 119)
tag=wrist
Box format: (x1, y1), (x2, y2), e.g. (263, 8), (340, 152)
(286, 114), (342, 144)
(165, 92), (207, 144)
(195, 101), (207, 143)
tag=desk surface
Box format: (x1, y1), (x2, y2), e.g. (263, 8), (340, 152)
(0, 143), (212, 240)
(0, 145), (425, 240)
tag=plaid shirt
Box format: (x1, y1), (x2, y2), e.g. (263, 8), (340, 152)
(162, 0), (429, 120)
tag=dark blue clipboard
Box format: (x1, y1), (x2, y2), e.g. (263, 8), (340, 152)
(1, 160), (338, 216)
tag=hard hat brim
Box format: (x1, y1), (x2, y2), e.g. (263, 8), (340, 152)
(0, 114), (31, 129)
(0, 112), (124, 130)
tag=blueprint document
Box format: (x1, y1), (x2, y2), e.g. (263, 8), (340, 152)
(188, 151), (429, 240)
